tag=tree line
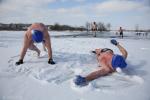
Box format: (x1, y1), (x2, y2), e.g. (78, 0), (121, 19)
(1, 22), (149, 32)
(0, 23), (86, 31)
(0, 23), (31, 31)
(0, 22), (110, 31)
(50, 23), (85, 31)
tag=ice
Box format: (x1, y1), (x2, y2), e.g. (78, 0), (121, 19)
(0, 31), (150, 100)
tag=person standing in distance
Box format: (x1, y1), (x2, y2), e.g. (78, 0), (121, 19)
(119, 27), (124, 38)
(91, 22), (97, 37)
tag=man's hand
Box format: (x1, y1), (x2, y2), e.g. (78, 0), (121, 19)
(15, 59), (23, 65)
(111, 39), (118, 46)
(48, 58), (55, 65)
(74, 75), (87, 86)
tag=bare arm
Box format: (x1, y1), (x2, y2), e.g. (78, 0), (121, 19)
(117, 44), (128, 59)
(85, 66), (110, 81)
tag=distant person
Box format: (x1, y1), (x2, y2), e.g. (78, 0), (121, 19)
(119, 27), (123, 38)
(91, 22), (97, 37)
(16, 23), (55, 65)
(74, 39), (128, 86)
(142, 33), (145, 36)
(145, 32), (148, 37)
(116, 32), (118, 35)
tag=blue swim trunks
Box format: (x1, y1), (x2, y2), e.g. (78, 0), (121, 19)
(111, 54), (127, 69)
(31, 30), (43, 43)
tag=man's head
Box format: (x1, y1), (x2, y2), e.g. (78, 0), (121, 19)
(31, 30), (43, 43)
(96, 48), (114, 55)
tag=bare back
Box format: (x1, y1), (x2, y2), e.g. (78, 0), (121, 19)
(26, 23), (49, 40)
(97, 52), (114, 71)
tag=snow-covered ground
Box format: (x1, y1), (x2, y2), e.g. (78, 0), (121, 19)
(0, 31), (150, 100)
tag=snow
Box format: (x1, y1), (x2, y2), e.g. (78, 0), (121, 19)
(0, 31), (150, 100)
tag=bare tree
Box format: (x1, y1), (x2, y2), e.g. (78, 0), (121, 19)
(97, 22), (106, 31)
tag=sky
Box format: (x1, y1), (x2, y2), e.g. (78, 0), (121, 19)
(0, 0), (150, 29)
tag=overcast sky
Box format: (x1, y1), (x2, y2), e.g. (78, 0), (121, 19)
(0, 0), (150, 29)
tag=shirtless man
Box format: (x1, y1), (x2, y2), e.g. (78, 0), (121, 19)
(119, 27), (124, 38)
(91, 22), (97, 37)
(15, 23), (55, 65)
(74, 39), (128, 86)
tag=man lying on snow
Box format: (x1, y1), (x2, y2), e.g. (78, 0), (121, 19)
(74, 39), (128, 86)
(16, 23), (55, 65)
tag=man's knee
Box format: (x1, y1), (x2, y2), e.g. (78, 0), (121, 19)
(29, 44), (37, 51)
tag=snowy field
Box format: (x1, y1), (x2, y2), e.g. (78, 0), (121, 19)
(0, 31), (150, 100)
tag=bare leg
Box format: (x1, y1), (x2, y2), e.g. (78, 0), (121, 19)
(42, 41), (47, 51)
(29, 43), (40, 56)
(94, 31), (96, 37)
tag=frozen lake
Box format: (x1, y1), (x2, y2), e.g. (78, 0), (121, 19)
(0, 31), (150, 100)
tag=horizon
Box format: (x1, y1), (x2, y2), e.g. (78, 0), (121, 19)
(0, 0), (150, 30)
(0, 22), (150, 31)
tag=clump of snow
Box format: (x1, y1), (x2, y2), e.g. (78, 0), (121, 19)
(116, 67), (122, 73)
